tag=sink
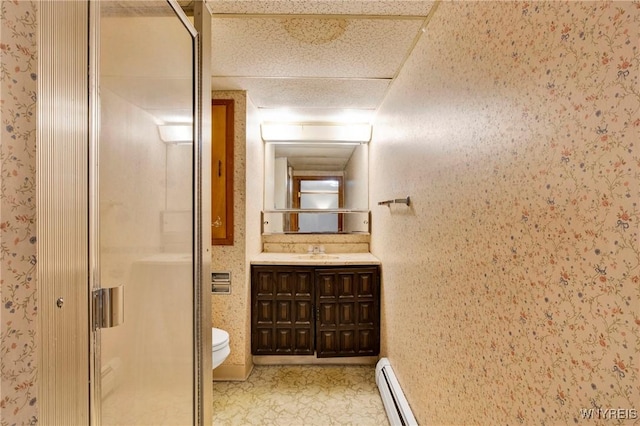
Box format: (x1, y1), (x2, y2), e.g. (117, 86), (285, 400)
(251, 252), (381, 266)
(296, 253), (340, 260)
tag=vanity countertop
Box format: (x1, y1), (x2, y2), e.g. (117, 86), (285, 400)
(251, 252), (381, 266)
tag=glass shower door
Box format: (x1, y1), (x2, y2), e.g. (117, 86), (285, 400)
(93, 2), (196, 424)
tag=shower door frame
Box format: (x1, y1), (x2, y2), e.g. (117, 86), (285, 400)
(87, 1), (210, 425)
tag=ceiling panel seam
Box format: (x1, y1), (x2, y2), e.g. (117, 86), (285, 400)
(377, 0), (441, 109)
(211, 14), (428, 20)
(211, 76), (394, 81)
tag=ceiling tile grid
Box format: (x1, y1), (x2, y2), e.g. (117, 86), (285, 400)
(208, 1), (437, 124)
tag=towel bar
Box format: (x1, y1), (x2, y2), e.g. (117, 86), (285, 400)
(378, 196), (410, 207)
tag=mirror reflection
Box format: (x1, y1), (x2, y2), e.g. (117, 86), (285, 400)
(264, 142), (369, 234)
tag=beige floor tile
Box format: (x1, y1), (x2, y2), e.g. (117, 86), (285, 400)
(213, 365), (389, 426)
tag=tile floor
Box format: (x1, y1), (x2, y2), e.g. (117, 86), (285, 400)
(212, 365), (390, 426)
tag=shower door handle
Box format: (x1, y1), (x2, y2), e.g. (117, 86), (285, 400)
(92, 285), (124, 330)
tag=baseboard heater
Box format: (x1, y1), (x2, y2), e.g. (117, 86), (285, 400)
(375, 358), (418, 426)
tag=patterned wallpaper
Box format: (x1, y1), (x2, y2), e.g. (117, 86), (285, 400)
(0, 1), (38, 424)
(371, 1), (639, 425)
(1, 0), (638, 424)
(210, 91), (262, 379)
(211, 91), (254, 376)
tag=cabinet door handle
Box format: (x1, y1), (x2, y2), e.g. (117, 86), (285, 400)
(218, 160), (222, 177)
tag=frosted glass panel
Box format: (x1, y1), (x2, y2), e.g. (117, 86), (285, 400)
(98, 2), (194, 424)
(299, 194), (338, 232)
(298, 213), (338, 232)
(300, 180), (339, 192)
(300, 193), (339, 209)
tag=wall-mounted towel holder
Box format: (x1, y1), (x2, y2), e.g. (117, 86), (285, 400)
(378, 196), (411, 207)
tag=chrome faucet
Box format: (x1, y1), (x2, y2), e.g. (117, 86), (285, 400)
(307, 245), (325, 254)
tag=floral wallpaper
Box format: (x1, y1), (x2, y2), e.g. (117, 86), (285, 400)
(1, 1), (638, 425)
(370, 1), (639, 425)
(0, 0), (38, 424)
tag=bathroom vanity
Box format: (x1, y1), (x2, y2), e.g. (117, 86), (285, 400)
(250, 253), (380, 358)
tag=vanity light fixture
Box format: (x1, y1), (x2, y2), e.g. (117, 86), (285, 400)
(261, 122), (372, 143)
(158, 124), (193, 144)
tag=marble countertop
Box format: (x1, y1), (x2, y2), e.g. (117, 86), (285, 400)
(251, 252), (381, 266)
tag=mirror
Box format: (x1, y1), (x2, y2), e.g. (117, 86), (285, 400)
(263, 142), (369, 234)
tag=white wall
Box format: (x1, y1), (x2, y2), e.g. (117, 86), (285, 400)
(344, 143), (369, 232)
(244, 94), (264, 369)
(274, 157), (289, 209)
(344, 143), (368, 210)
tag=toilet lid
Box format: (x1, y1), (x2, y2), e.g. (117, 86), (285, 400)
(212, 328), (229, 351)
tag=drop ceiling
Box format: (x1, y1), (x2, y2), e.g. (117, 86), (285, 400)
(274, 143), (358, 171)
(207, 0), (437, 124)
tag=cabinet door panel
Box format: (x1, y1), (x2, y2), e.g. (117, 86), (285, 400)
(318, 331), (338, 355)
(254, 329), (273, 353)
(295, 301), (312, 324)
(340, 331), (356, 354)
(319, 303), (337, 326)
(256, 301), (273, 324)
(276, 301), (292, 324)
(275, 329), (292, 353)
(255, 271), (274, 297)
(358, 329), (376, 354)
(276, 273), (293, 296)
(317, 275), (336, 299)
(358, 273), (375, 298)
(294, 329), (313, 352)
(295, 272), (312, 297)
(340, 302), (356, 325)
(338, 274), (355, 298)
(358, 301), (375, 325)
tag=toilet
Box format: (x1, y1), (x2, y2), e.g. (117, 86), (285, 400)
(212, 327), (230, 369)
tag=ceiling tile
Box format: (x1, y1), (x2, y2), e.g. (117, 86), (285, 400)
(211, 16), (423, 78)
(257, 107), (375, 123)
(212, 77), (390, 109)
(275, 144), (357, 171)
(208, 1), (436, 124)
(206, 0), (435, 16)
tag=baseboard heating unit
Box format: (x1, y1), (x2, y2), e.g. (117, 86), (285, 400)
(375, 358), (418, 426)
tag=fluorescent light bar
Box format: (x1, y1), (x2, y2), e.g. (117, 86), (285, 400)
(158, 125), (192, 143)
(261, 122), (372, 143)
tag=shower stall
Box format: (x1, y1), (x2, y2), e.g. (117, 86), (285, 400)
(37, 1), (211, 424)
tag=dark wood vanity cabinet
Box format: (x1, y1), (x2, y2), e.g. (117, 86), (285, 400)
(314, 267), (380, 357)
(251, 265), (380, 358)
(251, 266), (315, 355)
